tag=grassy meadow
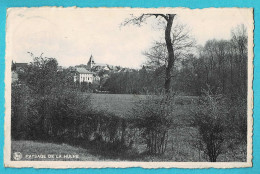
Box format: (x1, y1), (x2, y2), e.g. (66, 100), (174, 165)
(89, 94), (196, 118)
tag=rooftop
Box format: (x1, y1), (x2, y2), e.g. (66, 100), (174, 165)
(15, 63), (28, 67)
(76, 67), (95, 74)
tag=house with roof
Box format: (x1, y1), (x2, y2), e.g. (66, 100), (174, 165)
(12, 62), (28, 72)
(73, 67), (96, 84)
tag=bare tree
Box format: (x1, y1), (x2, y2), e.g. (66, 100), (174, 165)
(143, 23), (195, 79)
(123, 14), (176, 94)
(231, 24), (248, 98)
(143, 41), (168, 70)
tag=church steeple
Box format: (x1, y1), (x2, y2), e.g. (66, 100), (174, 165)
(87, 54), (95, 69)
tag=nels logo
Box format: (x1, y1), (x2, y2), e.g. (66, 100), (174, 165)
(13, 152), (22, 161)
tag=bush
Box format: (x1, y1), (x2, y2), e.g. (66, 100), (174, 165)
(191, 89), (231, 162)
(11, 83), (40, 140)
(11, 55), (92, 141)
(130, 94), (175, 155)
(228, 98), (247, 144)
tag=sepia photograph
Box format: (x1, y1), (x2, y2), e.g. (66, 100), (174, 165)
(4, 7), (253, 168)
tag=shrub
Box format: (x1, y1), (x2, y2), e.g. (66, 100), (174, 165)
(130, 94), (175, 154)
(11, 83), (40, 140)
(191, 89), (231, 162)
(228, 98), (247, 144)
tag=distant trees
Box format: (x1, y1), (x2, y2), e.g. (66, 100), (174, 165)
(231, 24), (248, 98)
(163, 24), (248, 98)
(107, 23), (247, 98)
(102, 66), (172, 94)
(103, 24), (247, 97)
(102, 68), (154, 94)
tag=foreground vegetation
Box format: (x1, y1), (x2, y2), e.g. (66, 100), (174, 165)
(12, 91), (247, 161)
(12, 92), (247, 161)
(12, 77), (246, 162)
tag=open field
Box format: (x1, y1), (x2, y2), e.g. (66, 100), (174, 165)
(89, 94), (146, 117)
(89, 93), (197, 118)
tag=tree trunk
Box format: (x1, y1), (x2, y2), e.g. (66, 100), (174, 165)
(164, 14), (175, 94)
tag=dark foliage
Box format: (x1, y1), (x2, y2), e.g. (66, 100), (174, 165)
(130, 94), (175, 154)
(11, 54), (128, 155)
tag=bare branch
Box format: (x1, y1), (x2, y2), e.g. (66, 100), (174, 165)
(121, 13), (176, 27)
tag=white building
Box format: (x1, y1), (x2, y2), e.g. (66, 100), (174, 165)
(74, 67), (95, 84)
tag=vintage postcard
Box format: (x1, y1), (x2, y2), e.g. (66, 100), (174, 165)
(4, 7), (254, 168)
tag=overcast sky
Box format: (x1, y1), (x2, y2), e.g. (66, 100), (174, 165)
(6, 7), (252, 68)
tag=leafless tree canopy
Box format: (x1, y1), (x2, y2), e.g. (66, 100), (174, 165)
(122, 14), (174, 26)
(123, 14), (179, 93)
(143, 23), (196, 70)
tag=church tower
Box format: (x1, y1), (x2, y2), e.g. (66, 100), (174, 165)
(87, 54), (95, 70)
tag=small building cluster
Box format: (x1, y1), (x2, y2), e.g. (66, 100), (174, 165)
(70, 55), (136, 85)
(11, 55), (138, 86)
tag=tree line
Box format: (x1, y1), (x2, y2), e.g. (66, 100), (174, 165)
(103, 24), (247, 100)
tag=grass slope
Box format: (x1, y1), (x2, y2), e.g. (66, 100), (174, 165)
(11, 140), (102, 161)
